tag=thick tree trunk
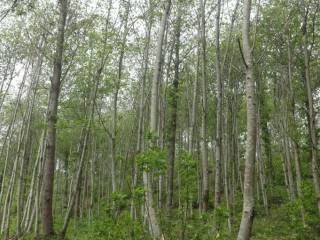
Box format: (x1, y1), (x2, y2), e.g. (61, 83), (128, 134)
(41, 0), (68, 236)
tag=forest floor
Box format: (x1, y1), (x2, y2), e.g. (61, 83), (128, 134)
(19, 204), (320, 240)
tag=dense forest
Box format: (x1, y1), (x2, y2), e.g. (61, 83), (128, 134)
(0, 0), (320, 239)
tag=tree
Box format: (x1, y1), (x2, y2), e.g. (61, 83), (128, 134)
(144, 0), (171, 238)
(41, 0), (68, 236)
(214, 0), (223, 220)
(166, 0), (181, 209)
(199, 0), (209, 212)
(237, 0), (257, 239)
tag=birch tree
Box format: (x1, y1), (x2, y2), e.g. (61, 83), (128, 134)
(237, 0), (257, 239)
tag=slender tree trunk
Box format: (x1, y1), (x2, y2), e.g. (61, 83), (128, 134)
(166, 4), (181, 209)
(35, 131), (46, 237)
(111, 3), (130, 196)
(199, 0), (209, 212)
(224, 111), (232, 231)
(0, 57), (16, 113)
(214, 0), (223, 219)
(284, 133), (296, 201)
(131, 18), (152, 219)
(188, 48), (199, 154)
(256, 112), (268, 215)
(144, 0), (171, 238)
(237, 0), (257, 239)
(22, 130), (44, 233)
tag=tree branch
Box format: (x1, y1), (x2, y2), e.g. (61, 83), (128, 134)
(237, 37), (248, 68)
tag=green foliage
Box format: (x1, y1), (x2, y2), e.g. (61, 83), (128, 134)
(252, 203), (320, 240)
(90, 214), (148, 240)
(111, 192), (129, 210)
(136, 147), (167, 175)
(15, 0), (36, 16)
(145, 129), (158, 142)
(178, 151), (198, 202)
(160, 210), (216, 240)
(56, 212), (150, 240)
(132, 186), (145, 201)
(178, 152), (197, 178)
(214, 204), (230, 223)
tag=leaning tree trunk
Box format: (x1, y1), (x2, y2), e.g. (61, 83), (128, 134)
(0, 62), (28, 208)
(41, 0), (68, 236)
(237, 0), (257, 239)
(16, 48), (44, 237)
(1, 76), (35, 239)
(0, 57), (16, 113)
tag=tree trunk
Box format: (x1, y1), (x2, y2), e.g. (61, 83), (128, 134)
(188, 47), (199, 154)
(0, 57), (16, 113)
(166, 3), (181, 209)
(214, 0), (223, 218)
(237, 0), (257, 239)
(144, 0), (171, 238)
(131, 16), (152, 219)
(111, 3), (130, 197)
(41, 0), (68, 236)
(256, 112), (268, 215)
(199, 0), (209, 212)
